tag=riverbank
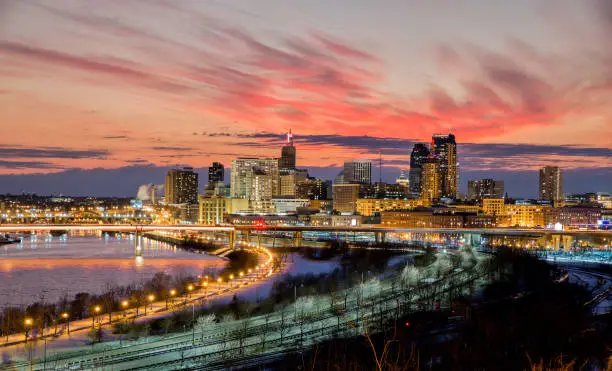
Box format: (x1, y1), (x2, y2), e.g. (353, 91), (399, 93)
(0, 239), (278, 353)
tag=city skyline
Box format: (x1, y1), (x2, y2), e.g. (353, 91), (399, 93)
(1, 1), (611, 196)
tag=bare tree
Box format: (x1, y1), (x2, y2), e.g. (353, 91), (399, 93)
(237, 317), (250, 355)
(258, 313), (270, 352)
(279, 309), (290, 346)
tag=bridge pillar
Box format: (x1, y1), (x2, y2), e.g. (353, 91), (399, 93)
(562, 235), (574, 250)
(293, 231), (302, 248)
(552, 235), (561, 250)
(460, 233), (472, 248)
(374, 231), (387, 244)
(228, 230), (236, 249)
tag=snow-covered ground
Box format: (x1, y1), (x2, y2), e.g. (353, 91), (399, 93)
(4, 250), (488, 370)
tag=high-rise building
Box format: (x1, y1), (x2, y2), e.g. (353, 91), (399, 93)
(539, 166), (563, 202)
(279, 129), (296, 170)
(467, 179), (504, 201)
(208, 162), (224, 186)
(343, 160), (372, 184)
(164, 167), (198, 205)
(280, 169), (309, 197)
(296, 178), (331, 200)
(408, 143), (430, 195)
(420, 158), (439, 203)
(431, 134), (458, 199)
(332, 184), (360, 213)
(230, 158), (280, 200)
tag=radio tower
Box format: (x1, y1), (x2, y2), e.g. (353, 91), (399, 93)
(378, 151), (382, 183)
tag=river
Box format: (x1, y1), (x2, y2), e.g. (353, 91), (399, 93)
(0, 234), (226, 307)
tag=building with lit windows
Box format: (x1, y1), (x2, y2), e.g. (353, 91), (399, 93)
(482, 198), (505, 216)
(164, 167), (198, 205)
(198, 196), (250, 225)
(230, 158), (280, 201)
(332, 184), (360, 213)
(539, 166), (563, 203)
(467, 179), (504, 201)
(356, 198), (424, 216)
(208, 162), (224, 186)
(280, 129), (296, 170)
(342, 160), (372, 184)
(431, 134), (458, 199)
(408, 143), (430, 195)
(280, 169), (308, 197)
(420, 158), (439, 203)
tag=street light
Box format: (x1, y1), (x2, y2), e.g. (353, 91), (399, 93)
(24, 318), (32, 343)
(148, 294), (155, 310)
(92, 305), (101, 328)
(121, 300), (129, 317)
(61, 312), (70, 334)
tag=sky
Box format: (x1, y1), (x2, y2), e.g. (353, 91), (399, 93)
(0, 0), (611, 198)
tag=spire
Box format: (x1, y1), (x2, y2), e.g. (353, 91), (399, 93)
(286, 128), (294, 145)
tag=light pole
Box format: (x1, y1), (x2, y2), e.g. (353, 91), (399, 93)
(62, 312), (70, 334)
(169, 289), (176, 310)
(93, 306), (101, 328)
(186, 285), (193, 306)
(24, 318), (32, 343)
(148, 294), (155, 311)
(121, 300), (128, 318)
(229, 274), (234, 289)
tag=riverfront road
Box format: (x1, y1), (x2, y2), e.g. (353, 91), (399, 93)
(0, 224), (610, 238)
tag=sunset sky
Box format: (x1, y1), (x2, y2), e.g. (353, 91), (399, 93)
(0, 0), (611, 197)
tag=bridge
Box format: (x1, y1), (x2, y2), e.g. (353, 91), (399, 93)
(1, 224), (610, 250)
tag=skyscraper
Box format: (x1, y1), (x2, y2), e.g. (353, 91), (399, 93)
(420, 158), (439, 203)
(164, 167), (198, 205)
(408, 143), (430, 195)
(279, 129), (296, 170)
(208, 162), (224, 186)
(432, 134), (458, 199)
(230, 158), (280, 199)
(467, 179), (505, 201)
(343, 160), (372, 184)
(539, 166), (563, 202)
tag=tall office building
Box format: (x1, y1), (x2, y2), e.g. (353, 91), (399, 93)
(279, 169), (308, 197)
(431, 134), (458, 199)
(279, 129), (296, 170)
(333, 184), (360, 213)
(408, 143), (430, 195)
(230, 158), (280, 200)
(164, 167), (198, 205)
(208, 162), (224, 186)
(420, 158), (439, 203)
(467, 179), (505, 201)
(539, 166), (563, 202)
(296, 178), (331, 200)
(343, 160), (372, 184)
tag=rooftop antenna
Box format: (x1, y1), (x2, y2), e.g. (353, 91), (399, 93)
(378, 151), (382, 183)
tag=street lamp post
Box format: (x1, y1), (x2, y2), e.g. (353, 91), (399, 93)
(169, 289), (176, 310)
(24, 318), (32, 343)
(148, 294), (155, 313)
(229, 274), (234, 289)
(93, 306), (101, 328)
(121, 300), (128, 318)
(62, 312), (70, 334)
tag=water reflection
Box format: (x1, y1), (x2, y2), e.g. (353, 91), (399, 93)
(0, 235), (225, 306)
